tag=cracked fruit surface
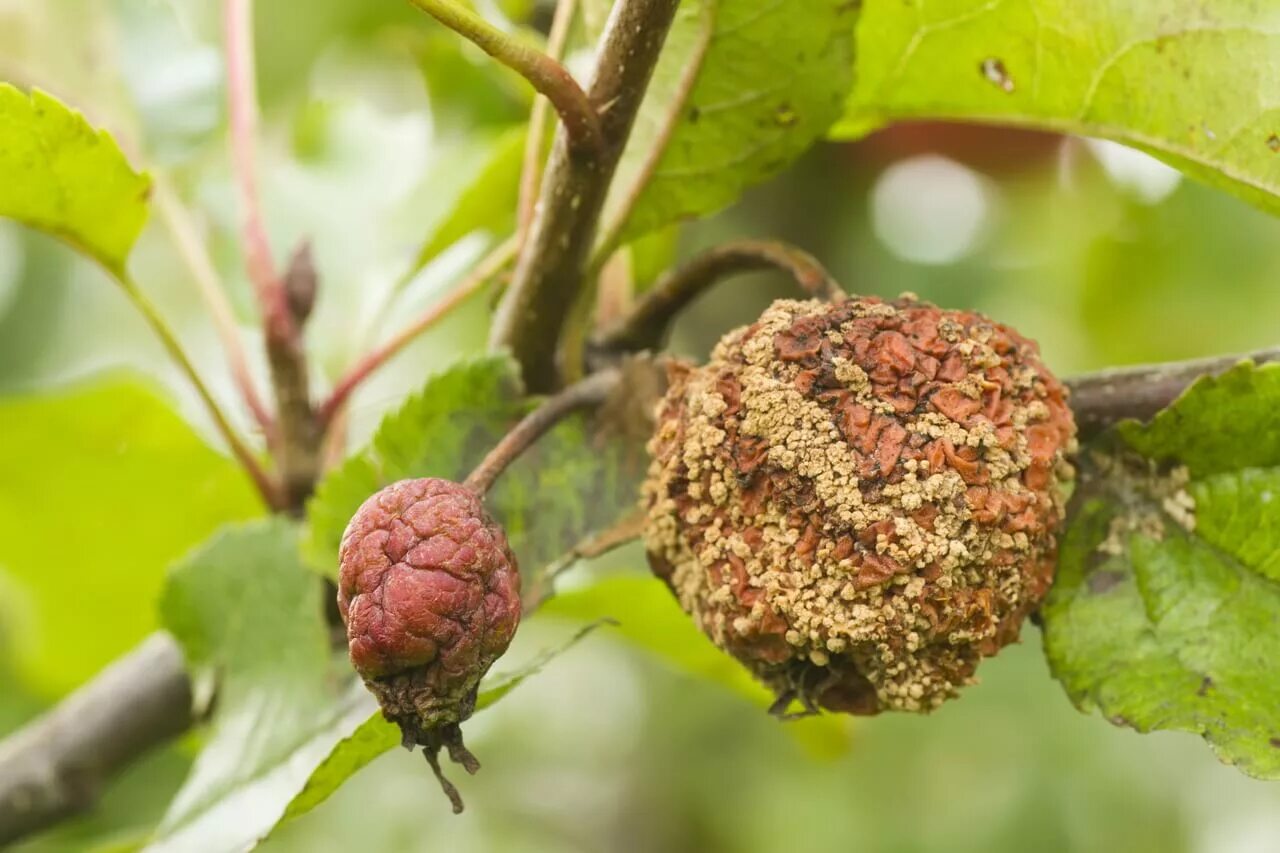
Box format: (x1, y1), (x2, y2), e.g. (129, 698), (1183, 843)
(338, 477), (520, 810)
(642, 296), (1076, 715)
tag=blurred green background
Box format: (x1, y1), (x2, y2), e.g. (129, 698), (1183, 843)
(3, 1), (1280, 851)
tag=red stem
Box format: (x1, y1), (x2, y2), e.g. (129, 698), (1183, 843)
(316, 237), (519, 427)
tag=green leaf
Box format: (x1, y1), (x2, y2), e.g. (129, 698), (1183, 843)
(628, 224), (681, 295)
(0, 375), (260, 696)
(270, 618), (613, 832)
(0, 85), (150, 274)
(305, 354), (649, 594)
(837, 0), (1280, 217)
(273, 713), (400, 830)
(149, 519), (371, 852)
(405, 124), (527, 280)
(602, 0), (857, 246)
(1043, 362), (1280, 780)
(1118, 362), (1280, 476)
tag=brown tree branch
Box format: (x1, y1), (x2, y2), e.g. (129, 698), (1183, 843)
(516, 0), (578, 245)
(0, 635), (194, 846)
(464, 367), (622, 494)
(489, 0), (682, 392)
(1066, 346), (1280, 438)
(594, 240), (846, 354)
(2, 346), (1278, 845)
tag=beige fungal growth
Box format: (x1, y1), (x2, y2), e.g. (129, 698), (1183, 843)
(1095, 455), (1196, 555)
(643, 296), (1077, 715)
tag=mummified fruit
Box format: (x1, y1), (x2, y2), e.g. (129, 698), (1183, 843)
(338, 477), (521, 812)
(642, 296), (1076, 716)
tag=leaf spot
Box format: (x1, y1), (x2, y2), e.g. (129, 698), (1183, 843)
(1268, 134), (1280, 153)
(979, 58), (1015, 93)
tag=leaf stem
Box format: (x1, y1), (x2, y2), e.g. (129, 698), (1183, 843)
(153, 180), (277, 444)
(405, 0), (602, 155)
(224, 0), (279, 309)
(594, 239), (846, 354)
(464, 367), (622, 494)
(316, 236), (519, 428)
(115, 271), (280, 508)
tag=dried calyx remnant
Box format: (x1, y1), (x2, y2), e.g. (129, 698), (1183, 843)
(643, 295), (1077, 715)
(338, 478), (521, 812)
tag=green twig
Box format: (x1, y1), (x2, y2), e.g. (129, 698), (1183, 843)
(114, 271), (279, 508)
(405, 0), (602, 155)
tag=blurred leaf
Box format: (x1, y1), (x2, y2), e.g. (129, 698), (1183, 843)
(0, 375), (260, 696)
(115, 0), (223, 163)
(837, 0), (1280, 217)
(0, 85), (150, 274)
(250, 1), (419, 107)
(473, 619), (616, 710)
(271, 619), (612, 831)
(628, 224), (681, 294)
(541, 572), (851, 759)
(149, 519), (371, 852)
(603, 0), (857, 245)
(541, 574), (767, 699)
(1076, 185), (1280, 370)
(1043, 362), (1280, 780)
(306, 353), (648, 595)
(413, 29), (531, 132)
(579, 0), (613, 43)
(406, 124), (527, 279)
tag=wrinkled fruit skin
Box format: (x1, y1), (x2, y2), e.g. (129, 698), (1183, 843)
(338, 478), (521, 741)
(643, 296), (1076, 715)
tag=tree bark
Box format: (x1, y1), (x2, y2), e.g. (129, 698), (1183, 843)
(0, 634), (193, 846)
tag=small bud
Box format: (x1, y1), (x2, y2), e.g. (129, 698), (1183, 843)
(283, 240), (317, 325)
